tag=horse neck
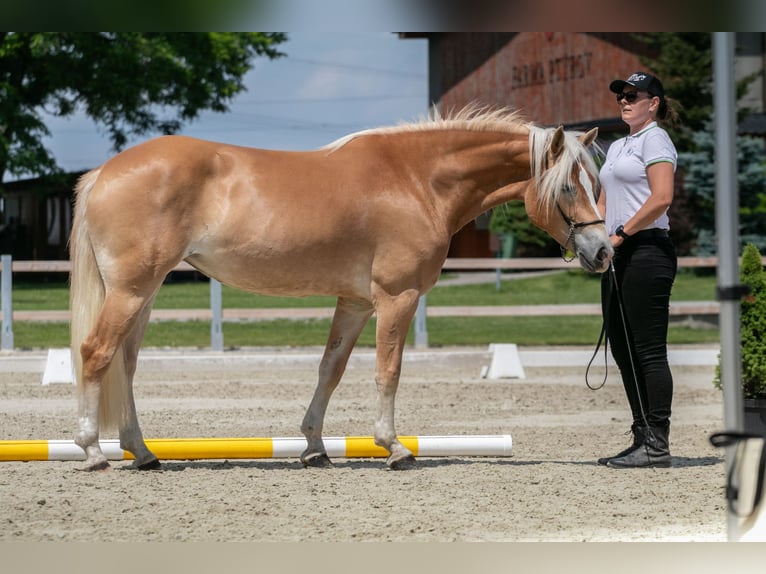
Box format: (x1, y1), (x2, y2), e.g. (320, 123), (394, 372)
(424, 130), (532, 234)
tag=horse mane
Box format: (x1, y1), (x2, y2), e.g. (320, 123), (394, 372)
(322, 104), (531, 153)
(324, 104), (602, 210)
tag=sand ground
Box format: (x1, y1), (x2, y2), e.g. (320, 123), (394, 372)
(0, 346), (727, 542)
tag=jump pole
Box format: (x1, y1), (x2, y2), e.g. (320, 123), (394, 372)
(0, 434), (512, 462)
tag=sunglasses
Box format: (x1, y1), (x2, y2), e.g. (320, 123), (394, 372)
(616, 91), (648, 104)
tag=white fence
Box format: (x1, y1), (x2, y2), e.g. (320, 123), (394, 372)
(1, 255), (725, 351)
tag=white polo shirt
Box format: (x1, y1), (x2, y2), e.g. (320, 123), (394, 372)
(598, 122), (677, 235)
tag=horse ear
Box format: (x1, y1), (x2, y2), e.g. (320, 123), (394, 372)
(549, 126), (566, 159)
(579, 127), (599, 147)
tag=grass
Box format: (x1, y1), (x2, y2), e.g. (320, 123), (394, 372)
(12, 269), (718, 309)
(9, 269), (720, 349)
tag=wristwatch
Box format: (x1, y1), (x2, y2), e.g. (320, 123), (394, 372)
(615, 225), (630, 239)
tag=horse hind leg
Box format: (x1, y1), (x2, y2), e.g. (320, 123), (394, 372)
(75, 290), (155, 471)
(300, 298), (373, 467)
(117, 297), (161, 470)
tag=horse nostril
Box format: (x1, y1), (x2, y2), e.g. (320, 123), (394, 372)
(597, 246), (611, 264)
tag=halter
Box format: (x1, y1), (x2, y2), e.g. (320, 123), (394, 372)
(555, 195), (605, 262)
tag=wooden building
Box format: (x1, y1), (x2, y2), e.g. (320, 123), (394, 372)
(0, 173), (79, 261)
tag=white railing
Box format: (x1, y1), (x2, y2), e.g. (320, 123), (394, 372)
(0, 255), (727, 351)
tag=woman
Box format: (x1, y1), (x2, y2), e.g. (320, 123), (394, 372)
(596, 72), (680, 469)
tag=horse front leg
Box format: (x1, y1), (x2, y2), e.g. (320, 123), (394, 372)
(300, 298), (373, 467)
(118, 384), (159, 470)
(372, 288), (420, 470)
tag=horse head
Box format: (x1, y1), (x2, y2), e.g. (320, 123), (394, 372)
(525, 125), (613, 273)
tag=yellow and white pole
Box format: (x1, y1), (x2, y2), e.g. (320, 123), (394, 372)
(0, 434), (512, 462)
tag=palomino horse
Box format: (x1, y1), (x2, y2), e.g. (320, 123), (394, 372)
(69, 107), (612, 472)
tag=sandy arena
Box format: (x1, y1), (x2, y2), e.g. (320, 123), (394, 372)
(0, 345), (728, 542)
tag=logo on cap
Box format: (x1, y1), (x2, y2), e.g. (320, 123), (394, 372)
(627, 73), (647, 83)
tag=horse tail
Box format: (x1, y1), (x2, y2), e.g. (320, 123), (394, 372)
(70, 169), (127, 431)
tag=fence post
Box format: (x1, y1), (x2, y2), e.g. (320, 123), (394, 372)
(210, 278), (223, 351)
(1, 254), (13, 350)
(414, 294), (428, 349)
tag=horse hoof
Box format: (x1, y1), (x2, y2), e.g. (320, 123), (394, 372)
(302, 452), (333, 468)
(77, 460), (111, 472)
(137, 458), (161, 471)
(387, 454), (417, 470)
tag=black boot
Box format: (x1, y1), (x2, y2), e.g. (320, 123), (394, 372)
(597, 424), (645, 465)
(606, 424), (671, 468)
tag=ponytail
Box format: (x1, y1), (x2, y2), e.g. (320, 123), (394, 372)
(657, 96), (681, 130)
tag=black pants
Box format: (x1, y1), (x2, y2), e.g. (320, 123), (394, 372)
(601, 235), (677, 428)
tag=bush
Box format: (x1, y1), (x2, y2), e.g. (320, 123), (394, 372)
(716, 243), (766, 398)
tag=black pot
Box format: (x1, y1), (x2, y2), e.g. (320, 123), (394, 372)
(743, 398), (766, 436)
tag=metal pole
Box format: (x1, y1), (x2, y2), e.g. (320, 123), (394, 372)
(414, 294), (428, 349)
(1, 255), (13, 350)
(210, 278), (223, 351)
(713, 31), (743, 542)
(714, 32), (743, 434)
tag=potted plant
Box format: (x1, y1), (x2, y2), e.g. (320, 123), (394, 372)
(715, 243), (766, 434)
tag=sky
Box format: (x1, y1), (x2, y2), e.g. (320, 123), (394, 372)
(34, 33), (429, 177)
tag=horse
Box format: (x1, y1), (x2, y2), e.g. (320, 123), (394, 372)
(69, 106), (612, 472)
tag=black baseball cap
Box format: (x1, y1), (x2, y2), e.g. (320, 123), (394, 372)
(609, 72), (665, 98)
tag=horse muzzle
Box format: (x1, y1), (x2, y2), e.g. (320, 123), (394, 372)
(576, 239), (613, 274)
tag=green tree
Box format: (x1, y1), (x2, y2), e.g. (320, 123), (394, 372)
(738, 243), (766, 399)
(634, 33), (714, 151)
(489, 203), (551, 255)
(0, 32), (286, 183)
(636, 33), (764, 255)
(679, 121), (766, 255)
(637, 33), (761, 149)
(715, 243), (766, 398)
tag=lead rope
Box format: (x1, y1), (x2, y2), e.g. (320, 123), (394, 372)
(585, 266), (610, 390)
(584, 252), (620, 391)
(584, 316), (608, 390)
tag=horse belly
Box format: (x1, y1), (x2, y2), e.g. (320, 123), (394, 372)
(185, 245), (372, 299)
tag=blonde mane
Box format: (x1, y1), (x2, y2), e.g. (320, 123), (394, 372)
(322, 105), (532, 153)
(324, 104), (602, 211)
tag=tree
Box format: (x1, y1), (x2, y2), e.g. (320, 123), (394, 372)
(637, 33), (760, 153)
(715, 243), (766, 399)
(637, 33), (764, 255)
(738, 243), (766, 399)
(0, 32), (287, 183)
(679, 121), (766, 255)
(489, 202), (551, 256)
(634, 33), (714, 152)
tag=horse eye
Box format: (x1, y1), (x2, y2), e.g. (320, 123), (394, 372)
(564, 185), (576, 195)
